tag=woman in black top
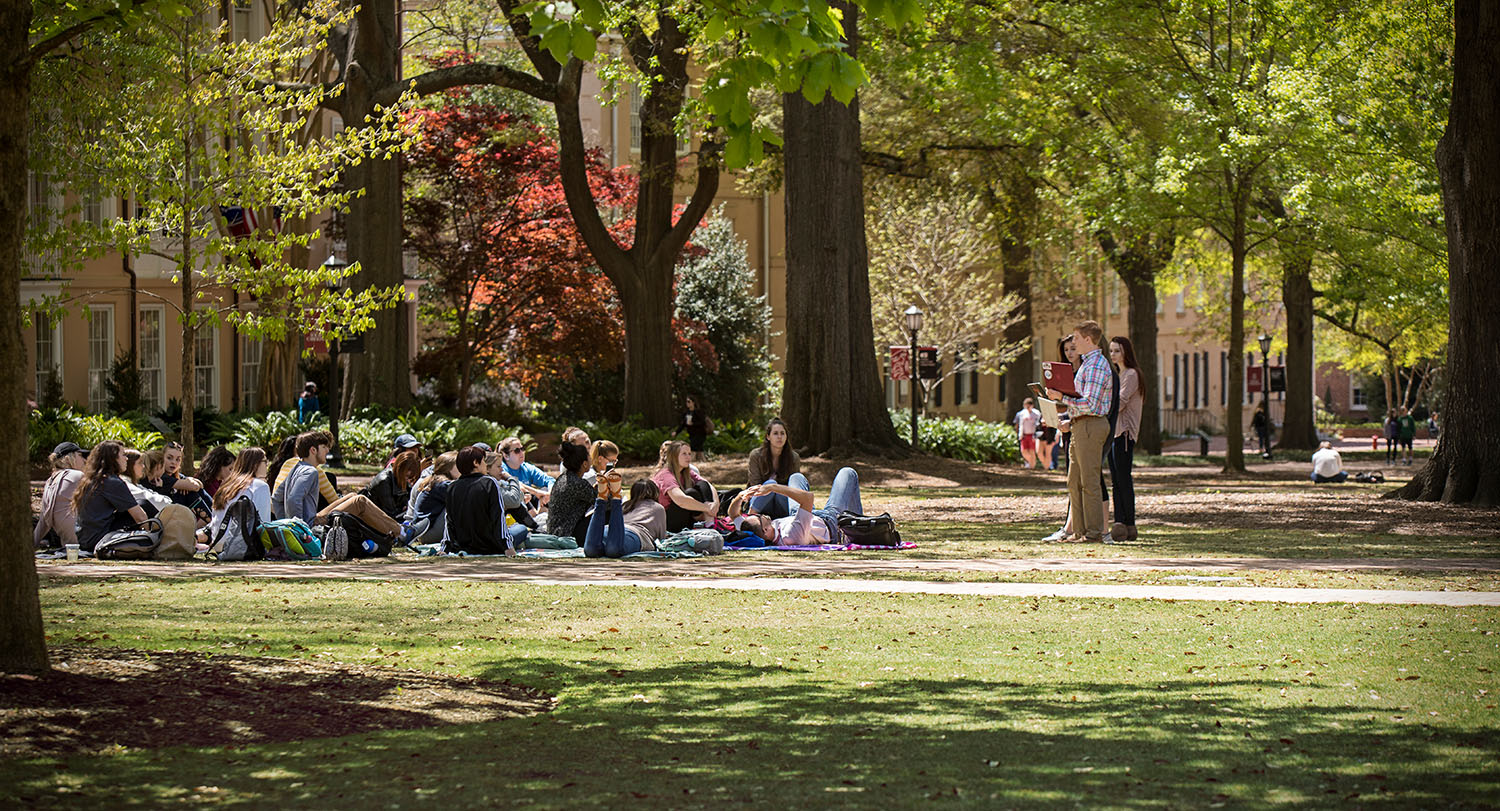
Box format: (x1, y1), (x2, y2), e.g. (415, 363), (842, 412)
(72, 441), (150, 553)
(546, 442), (595, 541)
(673, 395), (711, 461)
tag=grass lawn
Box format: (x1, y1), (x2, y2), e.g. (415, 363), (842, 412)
(5, 578), (1497, 808)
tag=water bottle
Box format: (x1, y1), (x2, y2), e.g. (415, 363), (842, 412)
(360, 539), (378, 555)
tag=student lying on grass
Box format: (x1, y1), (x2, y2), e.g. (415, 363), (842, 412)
(727, 466), (865, 546)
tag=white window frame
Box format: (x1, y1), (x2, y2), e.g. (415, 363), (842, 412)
(1109, 276), (1120, 315)
(231, 0), (254, 41)
(240, 333), (262, 411)
(87, 304), (115, 414)
(194, 321), (219, 409)
(138, 305), (166, 410)
(34, 318), (63, 402)
(629, 85), (643, 153)
(1351, 378), (1367, 410)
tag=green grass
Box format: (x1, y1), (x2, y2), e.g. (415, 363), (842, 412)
(767, 568), (1500, 591)
(6, 578), (1498, 808)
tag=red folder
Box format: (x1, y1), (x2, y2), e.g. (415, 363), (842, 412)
(1041, 362), (1079, 397)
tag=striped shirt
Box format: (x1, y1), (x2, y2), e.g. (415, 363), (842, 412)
(1065, 348), (1114, 418)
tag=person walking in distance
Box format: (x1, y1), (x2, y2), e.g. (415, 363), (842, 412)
(1014, 398), (1042, 469)
(1047, 321), (1115, 543)
(1397, 407), (1417, 465)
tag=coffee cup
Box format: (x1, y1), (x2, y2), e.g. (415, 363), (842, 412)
(64, 544), (80, 562)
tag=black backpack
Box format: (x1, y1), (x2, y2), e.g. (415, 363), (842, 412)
(94, 518), (163, 560)
(326, 511), (394, 559)
(836, 511), (901, 546)
(208, 495), (265, 562)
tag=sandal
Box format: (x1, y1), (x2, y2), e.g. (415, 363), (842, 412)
(605, 468), (623, 499)
(595, 474), (612, 499)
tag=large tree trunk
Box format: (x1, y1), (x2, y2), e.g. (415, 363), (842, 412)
(1098, 229), (1172, 455)
(1277, 247), (1320, 449)
(782, 1), (901, 455)
(0, 0), (49, 673)
(1392, 0), (1500, 505)
(617, 276), (677, 426)
(338, 0), (410, 412)
(999, 213), (1033, 420)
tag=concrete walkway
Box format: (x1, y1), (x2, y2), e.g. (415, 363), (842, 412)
(38, 557), (1500, 607)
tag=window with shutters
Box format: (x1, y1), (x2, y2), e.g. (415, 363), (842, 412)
(87, 306), (114, 413)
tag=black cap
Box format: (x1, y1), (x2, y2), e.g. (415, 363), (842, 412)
(52, 441), (87, 458)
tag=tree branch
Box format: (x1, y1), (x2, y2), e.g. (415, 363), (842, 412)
(378, 61), (556, 106)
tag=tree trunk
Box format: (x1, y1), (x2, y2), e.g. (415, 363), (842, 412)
(338, 0), (410, 412)
(1223, 183), (1249, 474)
(999, 217), (1033, 420)
(618, 276), (677, 425)
(1097, 229), (1172, 456)
(0, 0), (49, 673)
(1392, 0), (1500, 505)
(782, 1), (901, 456)
(179, 56), (197, 469)
(1277, 247), (1320, 449)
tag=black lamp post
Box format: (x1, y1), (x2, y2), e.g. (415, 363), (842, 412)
(323, 253), (347, 468)
(1258, 332), (1272, 459)
(904, 305), (924, 451)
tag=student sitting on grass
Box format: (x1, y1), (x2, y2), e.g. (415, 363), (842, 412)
(587, 440), (619, 485)
(484, 450), (540, 532)
(208, 447), (272, 539)
(363, 448), (422, 521)
(34, 442), (86, 549)
(546, 442), (596, 541)
(496, 437), (553, 510)
(157, 441), (212, 526)
(72, 441), (153, 554)
(270, 435), (339, 511)
(583, 477), (668, 559)
(405, 451), (458, 545)
(445, 445), (527, 555)
(653, 440), (719, 533)
(746, 418), (801, 519)
(556, 427), (591, 476)
(197, 446), (235, 500)
(1310, 441), (1349, 484)
(728, 466), (865, 547)
(273, 431), (400, 540)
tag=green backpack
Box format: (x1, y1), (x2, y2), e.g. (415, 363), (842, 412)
(257, 518), (322, 560)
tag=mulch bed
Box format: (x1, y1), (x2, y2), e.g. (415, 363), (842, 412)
(0, 647), (553, 757)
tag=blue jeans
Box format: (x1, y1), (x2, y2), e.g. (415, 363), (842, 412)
(777, 469), (862, 515)
(750, 473), (811, 518)
(1311, 471), (1348, 484)
(583, 498), (643, 558)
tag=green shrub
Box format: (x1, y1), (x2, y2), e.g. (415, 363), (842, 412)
(890, 409), (1019, 464)
(580, 417), (676, 462)
(229, 411), (322, 453)
(705, 417), (765, 455)
(28, 408), (162, 461)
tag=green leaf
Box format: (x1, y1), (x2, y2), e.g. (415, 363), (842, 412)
(571, 22), (597, 60)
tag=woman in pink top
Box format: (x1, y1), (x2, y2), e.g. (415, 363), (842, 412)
(651, 440), (719, 532)
(1108, 336), (1144, 541)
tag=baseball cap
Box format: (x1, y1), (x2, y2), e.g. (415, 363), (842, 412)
(472, 442), (492, 452)
(393, 433), (421, 451)
(52, 441), (87, 458)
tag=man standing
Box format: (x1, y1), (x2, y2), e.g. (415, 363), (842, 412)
(1048, 321), (1115, 543)
(1397, 407), (1417, 465)
(1014, 398), (1042, 469)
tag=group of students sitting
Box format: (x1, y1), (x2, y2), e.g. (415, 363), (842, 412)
(34, 415), (882, 561)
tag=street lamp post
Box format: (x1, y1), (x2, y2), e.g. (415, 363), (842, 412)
(904, 305), (924, 451)
(1258, 333), (1272, 459)
(323, 253), (347, 468)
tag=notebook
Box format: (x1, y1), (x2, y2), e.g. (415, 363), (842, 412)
(1039, 361), (1079, 397)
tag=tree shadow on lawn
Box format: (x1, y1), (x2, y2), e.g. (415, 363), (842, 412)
(8, 658), (1494, 807)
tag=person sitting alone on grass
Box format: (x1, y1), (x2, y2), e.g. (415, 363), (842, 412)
(445, 445), (527, 555)
(583, 475), (668, 559)
(727, 466), (866, 547)
(653, 440), (719, 533)
(1310, 441), (1348, 484)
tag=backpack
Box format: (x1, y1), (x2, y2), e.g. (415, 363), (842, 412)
(325, 511), (393, 559)
(836, 511), (901, 546)
(257, 518), (322, 560)
(94, 518), (163, 560)
(208, 495), (265, 562)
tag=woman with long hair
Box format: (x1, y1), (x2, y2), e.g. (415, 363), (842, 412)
(583, 478), (667, 558)
(198, 445), (236, 498)
(747, 418), (805, 519)
(546, 442), (596, 541)
(587, 440), (620, 484)
(210, 447), (272, 535)
(406, 451), (459, 545)
(71, 441), (150, 553)
(1108, 336), (1143, 541)
(651, 440), (719, 532)
(267, 436), (298, 490)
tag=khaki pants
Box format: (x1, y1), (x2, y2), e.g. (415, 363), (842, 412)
(317, 493), (402, 537)
(1066, 415), (1111, 540)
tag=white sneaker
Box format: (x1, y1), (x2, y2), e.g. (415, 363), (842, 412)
(1102, 532), (1114, 544)
(1042, 528), (1069, 542)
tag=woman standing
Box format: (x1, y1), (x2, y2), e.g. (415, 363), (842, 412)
(746, 418), (802, 519)
(1108, 336), (1144, 542)
(673, 395), (712, 462)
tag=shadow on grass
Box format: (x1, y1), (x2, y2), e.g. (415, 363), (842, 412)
(6, 656), (1495, 807)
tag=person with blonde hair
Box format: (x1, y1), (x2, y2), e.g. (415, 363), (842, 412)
(651, 440), (719, 532)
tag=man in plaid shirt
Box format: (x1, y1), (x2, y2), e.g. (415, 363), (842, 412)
(1047, 320), (1115, 542)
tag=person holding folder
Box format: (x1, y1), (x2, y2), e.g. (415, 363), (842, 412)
(1047, 320), (1115, 543)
